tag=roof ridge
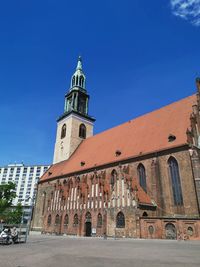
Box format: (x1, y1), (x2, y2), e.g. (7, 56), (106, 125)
(82, 93), (195, 143)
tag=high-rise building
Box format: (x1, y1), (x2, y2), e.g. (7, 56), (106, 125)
(0, 163), (49, 223)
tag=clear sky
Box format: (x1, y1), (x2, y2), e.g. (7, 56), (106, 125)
(0, 0), (199, 166)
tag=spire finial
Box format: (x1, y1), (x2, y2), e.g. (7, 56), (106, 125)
(76, 56), (82, 70)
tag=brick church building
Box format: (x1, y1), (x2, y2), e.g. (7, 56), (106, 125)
(32, 57), (200, 239)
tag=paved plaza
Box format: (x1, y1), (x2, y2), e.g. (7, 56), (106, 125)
(0, 235), (200, 267)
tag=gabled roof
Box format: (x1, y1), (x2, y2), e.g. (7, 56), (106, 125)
(41, 94), (196, 182)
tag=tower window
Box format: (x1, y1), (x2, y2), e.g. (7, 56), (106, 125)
(61, 124), (66, 139)
(137, 163), (147, 192)
(72, 76), (75, 86)
(79, 124), (86, 139)
(168, 157), (183, 206)
(80, 75), (84, 87)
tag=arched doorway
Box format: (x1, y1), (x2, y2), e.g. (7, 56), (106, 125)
(85, 212), (92, 237)
(165, 223), (177, 239)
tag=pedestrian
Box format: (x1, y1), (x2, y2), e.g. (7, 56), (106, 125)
(11, 227), (19, 243)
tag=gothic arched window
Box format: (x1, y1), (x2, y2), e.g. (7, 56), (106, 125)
(79, 124), (86, 139)
(116, 211), (125, 228)
(85, 212), (91, 221)
(61, 124), (66, 139)
(55, 214), (60, 225)
(42, 192), (46, 215)
(137, 164), (147, 192)
(64, 214), (69, 226)
(76, 75), (79, 86)
(97, 213), (103, 228)
(168, 157), (183, 206)
(74, 214), (78, 226)
(47, 214), (51, 225)
(80, 75), (84, 87)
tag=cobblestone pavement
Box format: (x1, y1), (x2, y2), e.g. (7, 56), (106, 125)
(0, 235), (200, 267)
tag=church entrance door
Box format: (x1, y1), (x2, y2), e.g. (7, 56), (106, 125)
(85, 222), (92, 237)
(85, 212), (92, 237)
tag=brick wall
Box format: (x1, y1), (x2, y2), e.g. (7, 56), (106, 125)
(140, 218), (200, 240)
(32, 147), (200, 239)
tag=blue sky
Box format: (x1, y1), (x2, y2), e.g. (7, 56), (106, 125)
(0, 0), (199, 165)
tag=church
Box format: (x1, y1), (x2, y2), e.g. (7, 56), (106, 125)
(32, 57), (200, 239)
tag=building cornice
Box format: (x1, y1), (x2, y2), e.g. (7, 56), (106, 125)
(57, 110), (95, 123)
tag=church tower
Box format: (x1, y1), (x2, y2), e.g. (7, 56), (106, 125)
(53, 57), (95, 164)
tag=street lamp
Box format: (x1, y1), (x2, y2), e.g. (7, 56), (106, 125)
(21, 196), (34, 235)
(19, 196), (34, 242)
(25, 196), (34, 234)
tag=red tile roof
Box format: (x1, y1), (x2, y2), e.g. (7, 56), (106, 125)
(41, 94), (196, 182)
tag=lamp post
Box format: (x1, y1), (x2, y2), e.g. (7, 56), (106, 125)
(24, 196), (34, 235)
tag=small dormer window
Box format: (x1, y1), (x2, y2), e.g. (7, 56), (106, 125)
(115, 150), (121, 157)
(168, 134), (176, 142)
(80, 161), (85, 166)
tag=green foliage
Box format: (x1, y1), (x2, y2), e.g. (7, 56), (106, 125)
(0, 182), (23, 224)
(3, 203), (23, 224)
(0, 182), (16, 214)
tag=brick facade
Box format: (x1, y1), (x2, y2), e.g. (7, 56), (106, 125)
(32, 147), (200, 239)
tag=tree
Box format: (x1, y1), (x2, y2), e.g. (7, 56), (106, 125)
(0, 182), (16, 214)
(0, 182), (23, 224)
(3, 203), (23, 224)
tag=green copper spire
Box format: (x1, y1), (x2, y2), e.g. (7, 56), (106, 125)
(64, 57), (89, 115)
(58, 57), (95, 124)
(70, 56), (86, 90)
(76, 56), (82, 71)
